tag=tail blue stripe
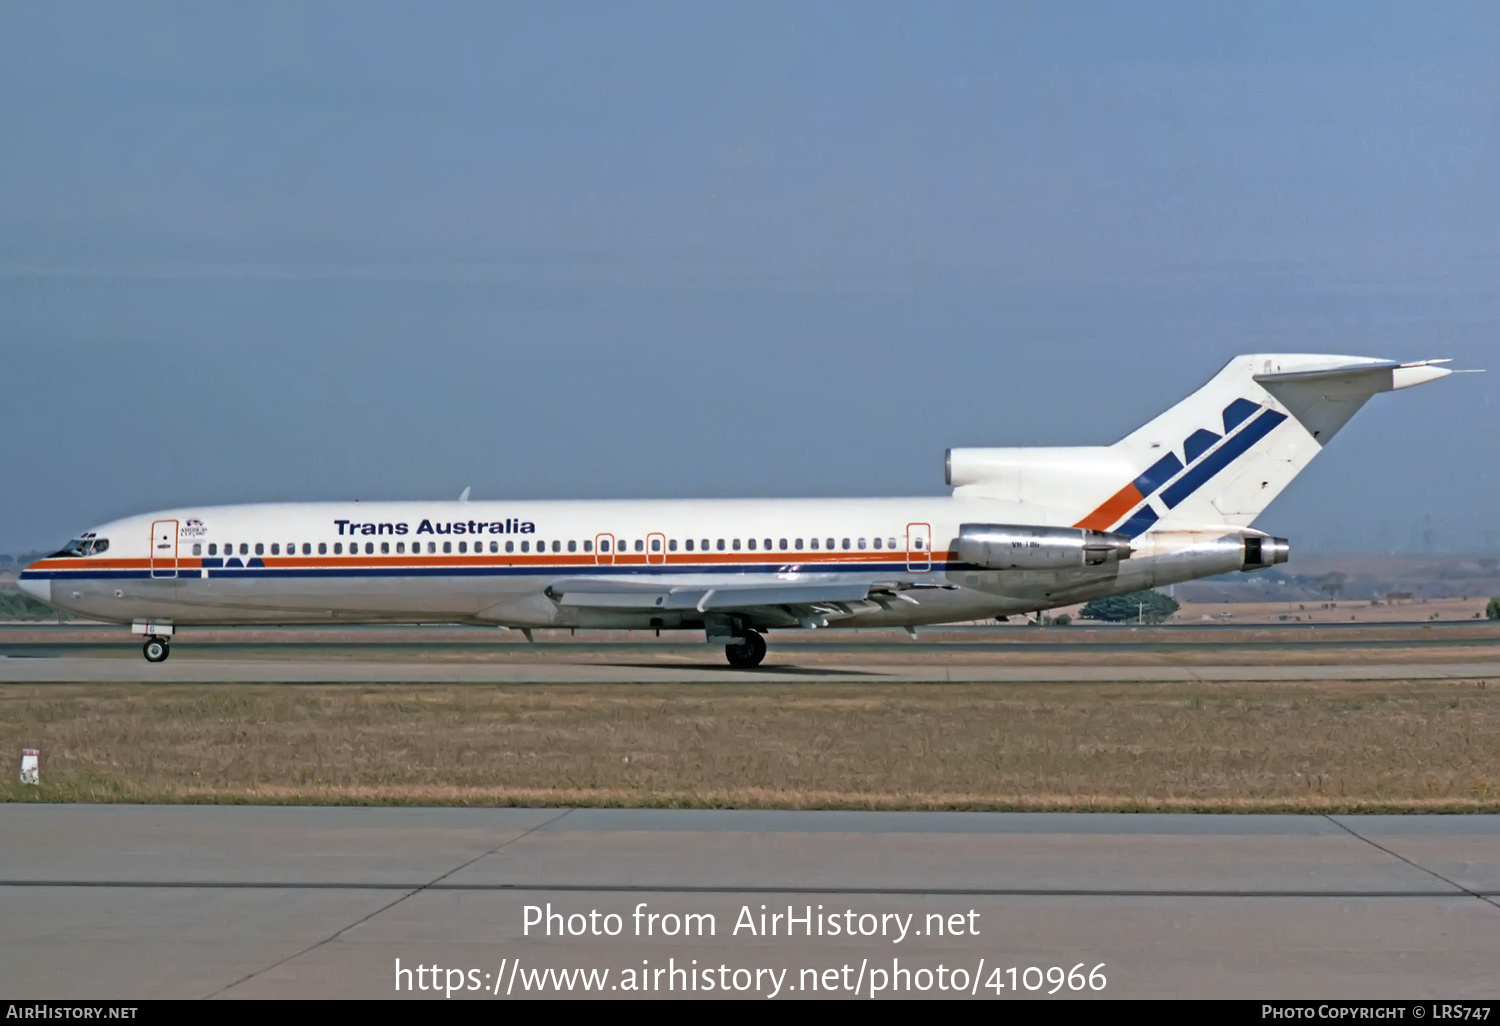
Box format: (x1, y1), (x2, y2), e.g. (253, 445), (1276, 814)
(1117, 505), (1160, 538)
(1160, 409), (1288, 509)
(1132, 453), (1184, 496)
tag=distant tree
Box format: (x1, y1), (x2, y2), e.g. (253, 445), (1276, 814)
(1052, 613), (1072, 626)
(1487, 597), (1500, 621)
(0, 589), (62, 621)
(1318, 571), (1349, 600)
(1079, 590), (1180, 624)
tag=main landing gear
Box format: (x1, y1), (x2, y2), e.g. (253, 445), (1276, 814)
(142, 636), (170, 663)
(725, 630), (766, 668)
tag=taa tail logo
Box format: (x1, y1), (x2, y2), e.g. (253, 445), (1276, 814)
(1076, 399), (1287, 537)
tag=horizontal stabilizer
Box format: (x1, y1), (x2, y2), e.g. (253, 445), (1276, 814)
(1254, 357), (1455, 391)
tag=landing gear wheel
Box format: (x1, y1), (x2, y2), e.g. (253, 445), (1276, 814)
(142, 637), (170, 663)
(724, 630), (766, 668)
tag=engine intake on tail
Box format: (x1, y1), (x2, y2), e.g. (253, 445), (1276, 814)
(956, 524), (1134, 571)
(1242, 535), (1290, 570)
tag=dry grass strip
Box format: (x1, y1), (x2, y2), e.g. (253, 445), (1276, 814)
(1, 680), (1496, 811)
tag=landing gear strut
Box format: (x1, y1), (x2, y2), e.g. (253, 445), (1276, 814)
(725, 629), (766, 668)
(142, 636), (170, 663)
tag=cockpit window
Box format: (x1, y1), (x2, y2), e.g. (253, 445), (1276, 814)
(49, 537), (110, 558)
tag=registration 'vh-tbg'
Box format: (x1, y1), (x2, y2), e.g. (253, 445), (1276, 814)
(20, 354), (1464, 665)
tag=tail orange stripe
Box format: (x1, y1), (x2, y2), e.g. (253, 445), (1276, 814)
(1074, 483), (1143, 532)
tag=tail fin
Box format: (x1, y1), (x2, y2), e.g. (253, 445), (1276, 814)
(1073, 354), (1457, 536)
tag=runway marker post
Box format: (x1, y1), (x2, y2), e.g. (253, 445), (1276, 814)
(19, 749), (39, 785)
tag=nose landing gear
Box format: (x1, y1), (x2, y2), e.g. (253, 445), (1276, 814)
(142, 637), (170, 663)
(725, 629), (766, 668)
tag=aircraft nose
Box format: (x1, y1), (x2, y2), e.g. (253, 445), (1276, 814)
(17, 573), (51, 604)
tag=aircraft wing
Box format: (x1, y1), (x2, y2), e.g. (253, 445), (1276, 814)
(544, 575), (904, 614)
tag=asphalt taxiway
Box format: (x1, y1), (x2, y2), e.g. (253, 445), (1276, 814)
(2, 655), (1498, 683)
(3, 621), (1497, 684)
(1, 807), (1496, 998)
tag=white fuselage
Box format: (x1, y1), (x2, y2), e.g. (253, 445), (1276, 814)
(19, 496), (1238, 631)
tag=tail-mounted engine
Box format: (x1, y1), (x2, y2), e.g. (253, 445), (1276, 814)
(956, 524), (1134, 571)
(1242, 535), (1289, 570)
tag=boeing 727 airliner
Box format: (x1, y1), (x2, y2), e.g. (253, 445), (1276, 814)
(19, 354), (1461, 665)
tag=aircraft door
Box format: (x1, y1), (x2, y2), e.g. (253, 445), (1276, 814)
(594, 533), (615, 565)
(905, 522), (931, 573)
(150, 520), (179, 579)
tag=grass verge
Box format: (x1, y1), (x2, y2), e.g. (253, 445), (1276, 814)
(2, 680), (1497, 811)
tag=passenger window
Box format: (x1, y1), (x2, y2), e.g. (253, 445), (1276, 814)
(810, 538), (818, 550)
(872, 538), (881, 550)
(668, 539), (677, 551)
(842, 538), (851, 550)
(251, 543), (261, 556)
(827, 538), (835, 550)
(651, 538), (661, 552)
(239, 543), (249, 555)
(858, 538), (866, 550)
(192, 543), (202, 556)
(685, 539), (694, 551)
(208, 543), (218, 556)
(582, 540), (591, 553)
(552, 541), (561, 553)
(443, 541), (452, 554)
(458, 541), (467, 554)
(270, 543), (279, 555)
(634, 539), (644, 552)
(334, 543), (343, 555)
(717, 539), (725, 551)
(888, 537), (897, 549)
(599, 540), (608, 553)
(568, 540), (577, 553)
(763, 538), (771, 550)
(779, 538), (787, 550)
(732, 539), (741, 550)
(795, 539), (803, 550)
(521, 541), (530, 553)
(303, 543), (311, 555)
(396, 542), (405, 554)
(748, 538), (757, 551)
(506, 541), (515, 553)
(319, 543), (327, 555)
(914, 538), (924, 549)
(363, 542), (372, 554)
(381, 542), (390, 554)
(491, 541), (499, 553)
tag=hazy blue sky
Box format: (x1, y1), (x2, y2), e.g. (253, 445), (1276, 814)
(3, 1), (1497, 553)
